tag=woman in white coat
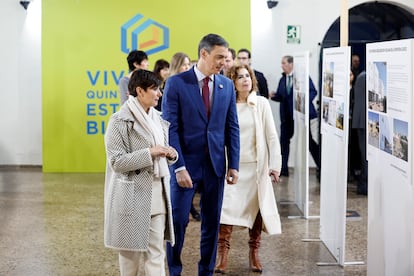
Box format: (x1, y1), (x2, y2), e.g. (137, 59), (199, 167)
(215, 64), (282, 274)
(104, 69), (178, 276)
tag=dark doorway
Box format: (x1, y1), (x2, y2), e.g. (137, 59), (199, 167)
(320, 2), (414, 80)
(318, 2), (414, 179)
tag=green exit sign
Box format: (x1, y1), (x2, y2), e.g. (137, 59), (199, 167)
(287, 25), (301, 44)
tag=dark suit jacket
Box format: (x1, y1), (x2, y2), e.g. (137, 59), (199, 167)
(271, 74), (318, 121)
(309, 78), (318, 120)
(352, 71), (366, 129)
(254, 70), (269, 98)
(162, 67), (240, 179)
(271, 73), (294, 124)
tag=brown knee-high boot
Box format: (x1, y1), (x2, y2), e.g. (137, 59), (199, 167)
(249, 212), (263, 273)
(215, 224), (233, 274)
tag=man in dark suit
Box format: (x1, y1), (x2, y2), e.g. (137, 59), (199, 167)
(351, 71), (367, 195)
(162, 34), (240, 276)
(271, 55), (321, 177)
(237, 48), (269, 98)
(271, 55), (294, 176)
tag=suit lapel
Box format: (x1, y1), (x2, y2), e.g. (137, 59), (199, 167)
(184, 70), (208, 123)
(209, 75), (227, 123)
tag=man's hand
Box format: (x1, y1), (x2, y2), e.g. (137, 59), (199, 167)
(176, 169), (193, 188)
(226, 169), (238, 185)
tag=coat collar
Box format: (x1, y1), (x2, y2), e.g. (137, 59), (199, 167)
(117, 102), (163, 120)
(246, 91), (258, 107)
(116, 102), (168, 128)
(117, 103), (135, 122)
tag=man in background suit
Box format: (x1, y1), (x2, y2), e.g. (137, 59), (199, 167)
(162, 33), (240, 276)
(271, 55), (294, 176)
(237, 48), (269, 98)
(271, 55), (321, 177)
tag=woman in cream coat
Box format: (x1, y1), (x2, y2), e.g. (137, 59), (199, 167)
(216, 64), (282, 274)
(104, 69), (177, 276)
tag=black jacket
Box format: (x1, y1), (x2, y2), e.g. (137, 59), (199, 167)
(254, 70), (269, 98)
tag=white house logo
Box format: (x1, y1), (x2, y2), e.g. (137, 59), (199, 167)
(121, 14), (170, 55)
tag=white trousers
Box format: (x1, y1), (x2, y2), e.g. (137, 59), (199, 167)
(119, 214), (166, 276)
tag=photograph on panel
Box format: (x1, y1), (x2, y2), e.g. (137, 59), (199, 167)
(368, 111), (380, 148)
(295, 92), (305, 113)
(336, 102), (344, 130)
(368, 61), (387, 113)
(379, 114), (393, 154)
(323, 61), (334, 97)
(393, 118), (408, 162)
(322, 99), (329, 123)
(328, 99), (336, 127)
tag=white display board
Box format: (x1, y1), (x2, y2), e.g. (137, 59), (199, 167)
(366, 39), (414, 276)
(293, 51), (310, 217)
(319, 46), (351, 265)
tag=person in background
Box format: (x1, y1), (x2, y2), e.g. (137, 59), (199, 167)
(153, 59), (170, 111)
(168, 51), (201, 221)
(270, 56), (294, 176)
(271, 56), (320, 177)
(351, 71), (368, 195)
(215, 64), (282, 274)
(348, 70), (361, 182)
(308, 78), (321, 177)
(153, 59), (170, 84)
(222, 48), (236, 75)
(119, 50), (149, 104)
(237, 48), (269, 98)
(351, 54), (361, 80)
(162, 33), (240, 276)
(104, 69), (178, 276)
(169, 52), (192, 77)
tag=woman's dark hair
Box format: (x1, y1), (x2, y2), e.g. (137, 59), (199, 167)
(128, 69), (162, 97)
(153, 59), (170, 80)
(126, 50), (148, 71)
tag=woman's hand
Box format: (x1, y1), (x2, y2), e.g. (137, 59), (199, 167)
(269, 170), (280, 184)
(166, 146), (177, 161)
(150, 145), (177, 160)
(150, 145), (170, 158)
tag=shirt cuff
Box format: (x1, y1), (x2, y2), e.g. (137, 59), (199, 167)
(174, 166), (186, 173)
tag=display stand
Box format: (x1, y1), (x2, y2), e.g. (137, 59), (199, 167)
(366, 39), (414, 276)
(318, 46), (363, 266)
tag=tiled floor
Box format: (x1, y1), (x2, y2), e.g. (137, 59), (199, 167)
(0, 167), (367, 275)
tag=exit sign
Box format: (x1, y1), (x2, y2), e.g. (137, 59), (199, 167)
(287, 25), (301, 44)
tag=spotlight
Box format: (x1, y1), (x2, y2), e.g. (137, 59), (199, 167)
(20, 1), (31, 10)
(267, 0), (279, 9)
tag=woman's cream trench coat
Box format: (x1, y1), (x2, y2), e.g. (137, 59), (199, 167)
(221, 92), (282, 235)
(104, 104), (176, 251)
